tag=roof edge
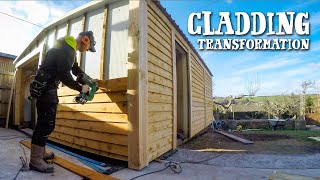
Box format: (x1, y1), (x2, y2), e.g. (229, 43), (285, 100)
(155, 1), (213, 76)
(0, 52), (17, 60)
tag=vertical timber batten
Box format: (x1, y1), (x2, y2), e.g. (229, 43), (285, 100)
(14, 68), (23, 125)
(79, 13), (87, 66)
(100, 6), (108, 80)
(171, 30), (177, 149)
(187, 49), (192, 138)
(127, 0), (148, 170)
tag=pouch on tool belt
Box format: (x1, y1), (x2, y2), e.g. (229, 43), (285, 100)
(30, 70), (49, 98)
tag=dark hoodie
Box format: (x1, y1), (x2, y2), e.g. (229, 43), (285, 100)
(37, 36), (84, 103)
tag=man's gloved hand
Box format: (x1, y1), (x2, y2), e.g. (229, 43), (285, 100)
(81, 85), (90, 94)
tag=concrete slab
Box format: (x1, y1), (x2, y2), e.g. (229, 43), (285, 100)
(2, 128), (320, 180)
(0, 128), (87, 180)
(112, 148), (320, 180)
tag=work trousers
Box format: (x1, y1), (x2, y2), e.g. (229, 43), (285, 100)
(31, 100), (58, 147)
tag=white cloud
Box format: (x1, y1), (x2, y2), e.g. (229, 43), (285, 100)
(0, 1), (89, 56)
(234, 58), (301, 75)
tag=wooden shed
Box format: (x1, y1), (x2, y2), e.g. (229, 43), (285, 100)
(12, 0), (213, 170)
(0, 52), (15, 125)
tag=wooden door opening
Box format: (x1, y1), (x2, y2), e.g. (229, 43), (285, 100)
(175, 42), (189, 143)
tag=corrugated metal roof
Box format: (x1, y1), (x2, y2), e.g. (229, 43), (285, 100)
(0, 52), (16, 60)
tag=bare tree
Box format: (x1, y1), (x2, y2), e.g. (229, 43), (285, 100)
(214, 75), (260, 119)
(262, 94), (299, 119)
(300, 80), (315, 120)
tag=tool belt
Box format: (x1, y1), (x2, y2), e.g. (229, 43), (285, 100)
(30, 70), (50, 98)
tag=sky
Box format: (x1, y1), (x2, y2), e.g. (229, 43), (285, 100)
(0, 0), (320, 97)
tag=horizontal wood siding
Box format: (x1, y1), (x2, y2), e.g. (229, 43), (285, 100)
(0, 61), (14, 119)
(49, 77), (128, 161)
(205, 72), (213, 126)
(147, 4), (173, 162)
(191, 56), (206, 137)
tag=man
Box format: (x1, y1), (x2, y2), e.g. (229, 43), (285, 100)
(29, 31), (96, 173)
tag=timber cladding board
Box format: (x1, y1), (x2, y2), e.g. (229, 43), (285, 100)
(48, 136), (127, 161)
(55, 118), (128, 135)
(53, 77), (129, 160)
(147, 4), (174, 162)
(49, 131), (127, 156)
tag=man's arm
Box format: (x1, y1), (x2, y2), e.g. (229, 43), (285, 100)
(71, 62), (85, 77)
(56, 56), (82, 92)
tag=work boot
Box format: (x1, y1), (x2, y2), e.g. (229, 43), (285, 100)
(29, 144), (54, 173)
(43, 146), (55, 161)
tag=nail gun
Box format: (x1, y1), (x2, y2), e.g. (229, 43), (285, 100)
(75, 73), (98, 104)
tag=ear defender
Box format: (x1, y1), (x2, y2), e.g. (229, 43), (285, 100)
(81, 35), (90, 45)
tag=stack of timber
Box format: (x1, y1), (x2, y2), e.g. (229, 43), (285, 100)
(49, 77), (128, 161)
(0, 62), (14, 120)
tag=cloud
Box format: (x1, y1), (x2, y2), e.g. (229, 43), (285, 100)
(226, 0), (232, 3)
(0, 1), (89, 55)
(234, 58), (301, 75)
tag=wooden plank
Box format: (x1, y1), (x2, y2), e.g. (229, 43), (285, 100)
(127, 0), (149, 170)
(54, 125), (127, 145)
(147, 18), (171, 45)
(269, 171), (320, 180)
(57, 102), (127, 113)
(214, 130), (254, 144)
(148, 128), (172, 144)
(56, 118), (128, 135)
(6, 71), (15, 128)
(58, 77), (128, 96)
(50, 131), (128, 156)
(148, 34), (171, 57)
(148, 81), (172, 96)
(20, 140), (119, 180)
(148, 142), (171, 162)
(14, 68), (23, 125)
(187, 49), (192, 138)
(148, 119), (173, 133)
(100, 6), (108, 80)
(148, 135), (172, 155)
(97, 77), (128, 91)
(148, 61), (172, 80)
(148, 92), (172, 104)
(58, 91), (127, 104)
(56, 111), (128, 123)
(148, 102), (172, 112)
(147, 6), (171, 36)
(148, 52), (172, 70)
(48, 137), (127, 161)
(148, 43), (172, 66)
(0, 71), (14, 75)
(79, 13), (87, 66)
(148, 111), (173, 123)
(148, 71), (172, 88)
(171, 30), (177, 150)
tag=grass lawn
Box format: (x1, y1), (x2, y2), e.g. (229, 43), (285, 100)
(242, 130), (320, 145)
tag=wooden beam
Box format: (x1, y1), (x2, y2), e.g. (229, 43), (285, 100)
(66, 20), (70, 35)
(14, 68), (23, 126)
(6, 71), (16, 128)
(188, 49), (193, 138)
(20, 140), (119, 180)
(127, 0), (148, 170)
(79, 13), (87, 66)
(171, 30), (177, 149)
(214, 130), (254, 144)
(203, 61), (206, 128)
(100, 6), (108, 80)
